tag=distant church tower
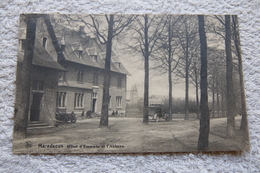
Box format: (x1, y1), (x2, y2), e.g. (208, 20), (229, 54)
(130, 84), (138, 104)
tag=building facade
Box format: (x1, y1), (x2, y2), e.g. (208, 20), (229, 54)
(16, 15), (65, 126)
(55, 25), (129, 117)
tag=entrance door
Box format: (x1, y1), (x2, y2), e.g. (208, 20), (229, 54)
(92, 98), (96, 112)
(30, 93), (43, 121)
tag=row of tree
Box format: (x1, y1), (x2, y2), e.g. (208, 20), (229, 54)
(81, 14), (247, 151)
(15, 14), (248, 152)
(86, 14), (245, 146)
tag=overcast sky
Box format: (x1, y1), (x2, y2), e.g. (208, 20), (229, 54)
(117, 49), (197, 100)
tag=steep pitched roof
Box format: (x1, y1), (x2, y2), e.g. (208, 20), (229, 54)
(54, 23), (130, 75)
(32, 40), (66, 71)
(18, 22), (66, 71)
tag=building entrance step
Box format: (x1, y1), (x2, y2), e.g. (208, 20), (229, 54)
(27, 121), (53, 130)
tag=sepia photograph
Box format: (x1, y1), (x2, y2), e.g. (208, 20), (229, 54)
(12, 13), (249, 154)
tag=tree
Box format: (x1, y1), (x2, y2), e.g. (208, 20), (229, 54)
(232, 15), (248, 131)
(175, 16), (200, 120)
(207, 48), (226, 118)
(197, 15), (210, 151)
(88, 15), (134, 128)
(151, 15), (182, 121)
(225, 15), (236, 138)
(95, 14), (114, 128)
(13, 14), (38, 139)
(131, 15), (166, 124)
(189, 51), (200, 119)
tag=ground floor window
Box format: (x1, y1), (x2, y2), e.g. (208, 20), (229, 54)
(116, 96), (122, 108)
(57, 92), (66, 107)
(74, 93), (84, 108)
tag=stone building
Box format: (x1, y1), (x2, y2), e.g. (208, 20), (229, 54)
(16, 15), (65, 126)
(54, 25), (129, 116)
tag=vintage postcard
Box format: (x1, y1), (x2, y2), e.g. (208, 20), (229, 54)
(13, 14), (249, 154)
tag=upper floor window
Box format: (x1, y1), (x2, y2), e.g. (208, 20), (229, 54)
(19, 39), (25, 51)
(43, 37), (48, 48)
(32, 80), (44, 92)
(117, 76), (122, 89)
(93, 73), (99, 86)
(77, 70), (83, 83)
(58, 72), (66, 83)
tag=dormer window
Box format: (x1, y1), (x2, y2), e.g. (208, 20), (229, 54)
(115, 62), (121, 68)
(75, 50), (83, 59)
(91, 55), (97, 61)
(43, 37), (47, 48)
(78, 50), (83, 59)
(61, 45), (65, 52)
(86, 48), (98, 61)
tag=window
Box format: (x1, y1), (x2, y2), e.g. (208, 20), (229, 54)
(74, 93), (84, 108)
(19, 40), (25, 51)
(78, 50), (83, 59)
(58, 72), (66, 82)
(32, 80), (44, 91)
(116, 96), (122, 108)
(91, 55), (97, 61)
(115, 62), (121, 68)
(93, 92), (97, 98)
(57, 92), (66, 107)
(117, 76), (122, 88)
(77, 70), (83, 83)
(61, 45), (65, 52)
(43, 37), (47, 48)
(93, 73), (98, 86)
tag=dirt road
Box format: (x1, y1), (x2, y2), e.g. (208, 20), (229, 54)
(13, 116), (249, 154)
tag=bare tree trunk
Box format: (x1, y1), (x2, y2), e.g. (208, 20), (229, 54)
(232, 15), (248, 131)
(99, 15), (114, 128)
(143, 14), (149, 125)
(168, 63), (173, 121)
(168, 19), (173, 122)
(13, 14), (37, 139)
(221, 79), (225, 117)
(198, 15), (210, 151)
(212, 77), (215, 118)
(217, 86), (220, 118)
(225, 15), (236, 138)
(195, 72), (200, 119)
(185, 50), (189, 120)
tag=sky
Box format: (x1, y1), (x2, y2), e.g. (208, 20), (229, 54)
(117, 49), (197, 100)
